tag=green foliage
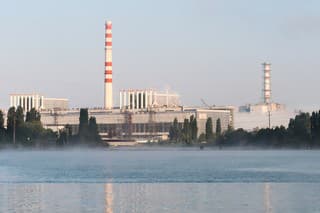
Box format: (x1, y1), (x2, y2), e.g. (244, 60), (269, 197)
(310, 111), (320, 147)
(0, 110), (5, 142)
(26, 108), (41, 122)
(88, 117), (101, 142)
(288, 113), (310, 138)
(169, 118), (180, 142)
(6, 107), (16, 138)
(219, 112), (315, 148)
(216, 118), (222, 136)
(0, 110), (4, 129)
(198, 133), (206, 142)
(79, 108), (89, 142)
(169, 116), (198, 144)
(205, 117), (214, 142)
(15, 106), (24, 129)
(77, 109), (101, 144)
(182, 118), (191, 144)
(190, 115), (198, 142)
(3, 107), (55, 145)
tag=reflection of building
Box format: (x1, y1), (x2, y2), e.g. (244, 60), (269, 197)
(9, 94), (69, 112)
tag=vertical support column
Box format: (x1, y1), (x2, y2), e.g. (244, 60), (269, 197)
(119, 90), (122, 110)
(123, 91), (127, 109)
(13, 96), (16, 107)
(28, 96), (31, 111)
(40, 96), (44, 110)
(133, 91), (136, 110)
(145, 91), (148, 109)
(142, 91), (145, 109)
(32, 95), (35, 109)
(138, 91), (141, 109)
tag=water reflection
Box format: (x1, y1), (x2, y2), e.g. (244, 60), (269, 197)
(105, 183), (113, 213)
(0, 183), (320, 212)
(264, 183), (273, 213)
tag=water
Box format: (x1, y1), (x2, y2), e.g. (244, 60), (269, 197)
(0, 149), (320, 212)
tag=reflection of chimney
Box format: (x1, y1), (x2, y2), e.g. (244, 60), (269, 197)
(104, 183), (113, 213)
(262, 63), (271, 104)
(104, 21), (113, 109)
(264, 183), (273, 213)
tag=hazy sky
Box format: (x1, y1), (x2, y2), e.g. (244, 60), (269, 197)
(1, 0), (320, 110)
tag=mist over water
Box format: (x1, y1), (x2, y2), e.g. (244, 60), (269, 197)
(1, 149), (320, 183)
(1, 149), (320, 212)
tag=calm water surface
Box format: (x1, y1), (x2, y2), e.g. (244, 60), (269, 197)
(0, 149), (320, 212)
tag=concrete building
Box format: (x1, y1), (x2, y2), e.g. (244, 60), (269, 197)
(40, 107), (234, 141)
(42, 98), (69, 110)
(10, 94), (69, 112)
(235, 62), (292, 131)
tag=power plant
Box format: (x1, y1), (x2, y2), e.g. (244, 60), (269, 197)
(6, 20), (296, 143)
(6, 20), (233, 144)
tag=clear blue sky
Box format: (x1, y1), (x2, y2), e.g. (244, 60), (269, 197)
(1, 0), (320, 110)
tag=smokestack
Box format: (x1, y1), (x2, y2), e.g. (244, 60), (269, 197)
(104, 21), (113, 109)
(262, 62), (271, 104)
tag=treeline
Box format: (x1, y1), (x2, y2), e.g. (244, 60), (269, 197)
(168, 115), (222, 144)
(168, 111), (320, 148)
(0, 106), (56, 146)
(57, 108), (103, 147)
(0, 107), (103, 148)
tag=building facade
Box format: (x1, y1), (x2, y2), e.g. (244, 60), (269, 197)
(40, 107), (234, 141)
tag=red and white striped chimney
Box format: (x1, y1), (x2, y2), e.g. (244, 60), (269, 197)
(104, 21), (113, 109)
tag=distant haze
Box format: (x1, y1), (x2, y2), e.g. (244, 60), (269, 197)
(1, 0), (320, 111)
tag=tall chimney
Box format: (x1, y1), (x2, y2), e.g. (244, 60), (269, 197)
(262, 62), (271, 104)
(104, 21), (113, 109)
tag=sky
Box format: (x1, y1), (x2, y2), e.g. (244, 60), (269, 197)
(1, 0), (320, 111)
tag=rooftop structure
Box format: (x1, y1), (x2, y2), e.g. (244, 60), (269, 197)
(119, 89), (180, 111)
(9, 94), (69, 112)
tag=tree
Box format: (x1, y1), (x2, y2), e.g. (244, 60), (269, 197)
(182, 118), (191, 144)
(15, 106), (24, 129)
(190, 115), (198, 142)
(88, 116), (101, 142)
(205, 117), (214, 142)
(26, 108), (41, 122)
(79, 108), (89, 142)
(0, 110), (5, 142)
(288, 112), (311, 146)
(216, 118), (222, 137)
(6, 107), (16, 142)
(198, 133), (206, 142)
(169, 118), (181, 142)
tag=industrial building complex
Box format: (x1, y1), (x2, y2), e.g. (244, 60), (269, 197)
(5, 20), (295, 144)
(5, 21), (234, 144)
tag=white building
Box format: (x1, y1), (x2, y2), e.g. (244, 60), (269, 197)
(119, 89), (180, 111)
(10, 94), (69, 112)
